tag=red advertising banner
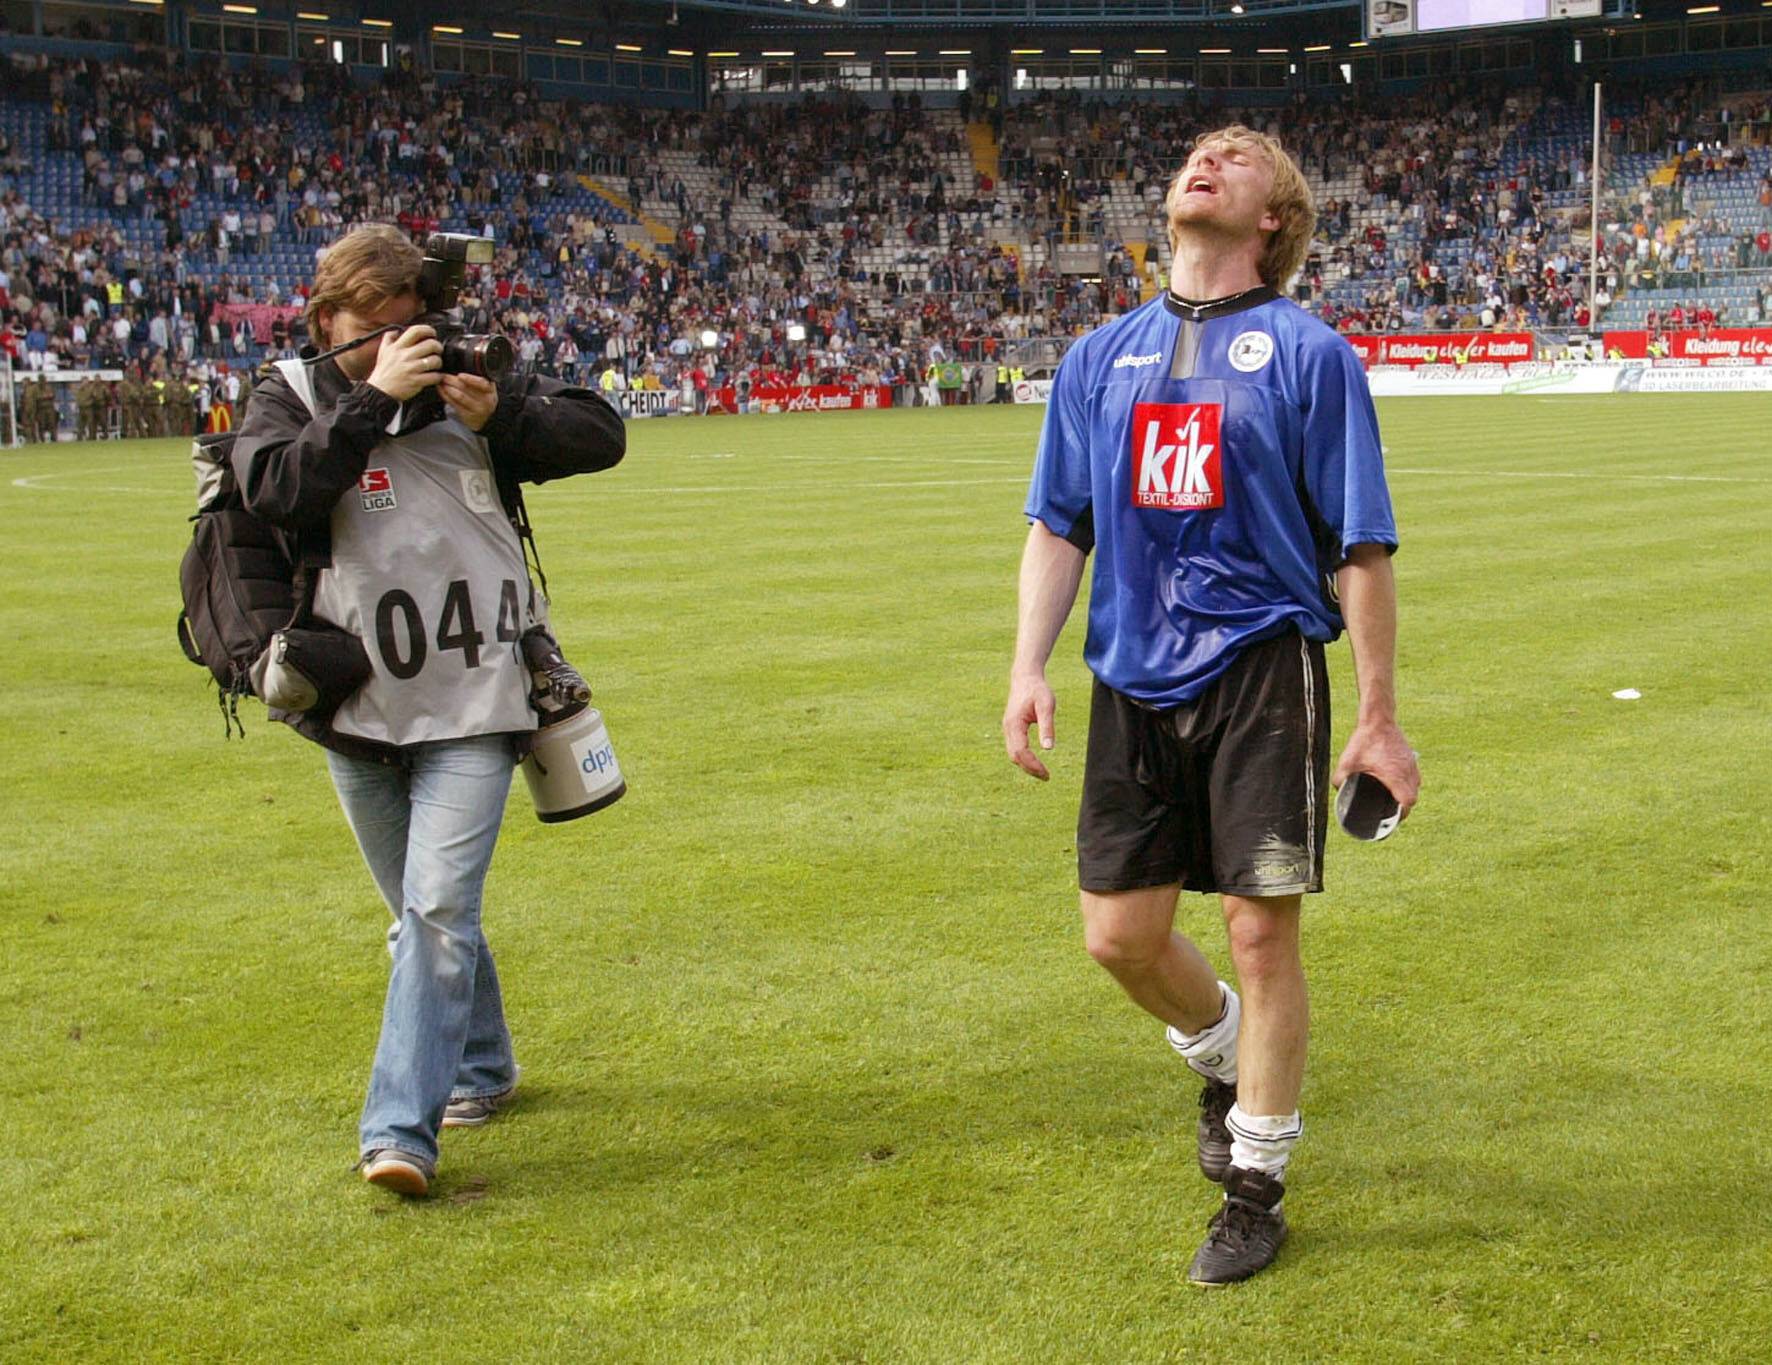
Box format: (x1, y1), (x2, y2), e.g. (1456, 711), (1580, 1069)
(1345, 332), (1536, 368)
(210, 302), (304, 343)
(709, 384), (894, 414)
(1601, 329), (1772, 365)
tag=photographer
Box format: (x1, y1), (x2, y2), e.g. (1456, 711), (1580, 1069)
(232, 224), (624, 1197)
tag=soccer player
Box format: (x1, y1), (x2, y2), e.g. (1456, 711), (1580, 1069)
(1002, 126), (1420, 1285)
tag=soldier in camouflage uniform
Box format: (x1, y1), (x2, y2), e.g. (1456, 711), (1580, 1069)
(76, 376), (102, 442)
(26, 376), (57, 443)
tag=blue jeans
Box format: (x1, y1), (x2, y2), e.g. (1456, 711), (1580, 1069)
(328, 734), (520, 1165)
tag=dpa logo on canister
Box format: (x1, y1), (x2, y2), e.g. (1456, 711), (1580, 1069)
(521, 706), (627, 823)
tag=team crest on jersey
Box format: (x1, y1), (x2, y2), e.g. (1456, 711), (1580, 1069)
(1132, 403), (1223, 510)
(359, 467), (397, 512)
(1228, 331), (1275, 373)
(459, 469), (497, 514)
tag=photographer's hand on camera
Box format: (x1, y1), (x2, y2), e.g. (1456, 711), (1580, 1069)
(437, 372), (499, 432)
(367, 325), (444, 404)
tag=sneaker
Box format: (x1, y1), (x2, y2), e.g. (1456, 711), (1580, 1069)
(358, 1148), (434, 1197)
(1187, 1167), (1288, 1287)
(443, 1083), (517, 1129)
(1196, 1078), (1236, 1183)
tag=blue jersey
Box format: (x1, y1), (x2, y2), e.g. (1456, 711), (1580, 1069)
(1025, 288), (1396, 706)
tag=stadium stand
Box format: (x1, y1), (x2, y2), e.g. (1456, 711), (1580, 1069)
(3, 35), (1771, 438)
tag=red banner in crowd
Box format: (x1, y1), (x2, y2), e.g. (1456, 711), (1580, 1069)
(708, 385), (894, 414)
(1345, 332), (1537, 368)
(1601, 329), (1772, 365)
(210, 302), (304, 343)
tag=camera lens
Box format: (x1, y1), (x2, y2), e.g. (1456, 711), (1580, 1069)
(441, 334), (515, 380)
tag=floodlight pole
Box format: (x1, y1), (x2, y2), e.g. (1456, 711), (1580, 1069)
(1590, 81), (1603, 328)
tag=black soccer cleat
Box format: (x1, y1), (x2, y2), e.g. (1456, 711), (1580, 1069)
(1187, 1167), (1288, 1287)
(1196, 1078), (1236, 1183)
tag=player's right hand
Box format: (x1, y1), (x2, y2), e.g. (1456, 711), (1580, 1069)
(1003, 671), (1057, 781)
(366, 325), (444, 403)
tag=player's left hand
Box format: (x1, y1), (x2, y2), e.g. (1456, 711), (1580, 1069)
(438, 373), (499, 431)
(1333, 721), (1420, 818)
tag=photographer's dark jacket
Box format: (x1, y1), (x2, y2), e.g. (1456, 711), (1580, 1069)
(231, 356), (625, 761)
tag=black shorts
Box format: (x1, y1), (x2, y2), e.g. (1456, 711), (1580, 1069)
(1077, 631), (1331, 897)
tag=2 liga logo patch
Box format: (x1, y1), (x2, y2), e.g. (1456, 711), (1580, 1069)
(1131, 403), (1223, 510)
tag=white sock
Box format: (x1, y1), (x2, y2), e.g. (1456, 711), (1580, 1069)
(1164, 981), (1240, 1084)
(1226, 1104), (1303, 1185)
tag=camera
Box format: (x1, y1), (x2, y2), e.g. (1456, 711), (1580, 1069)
(413, 233), (515, 381)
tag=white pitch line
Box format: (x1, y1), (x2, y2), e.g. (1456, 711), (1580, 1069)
(1388, 466), (1772, 486)
(10, 463), (172, 494)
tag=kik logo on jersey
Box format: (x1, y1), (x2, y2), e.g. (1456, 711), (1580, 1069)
(1131, 403), (1223, 510)
(359, 467), (396, 512)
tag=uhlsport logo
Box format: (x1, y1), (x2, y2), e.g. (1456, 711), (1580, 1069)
(1228, 331), (1274, 373)
(1113, 351), (1163, 370)
(359, 467), (396, 512)
(1131, 402), (1223, 510)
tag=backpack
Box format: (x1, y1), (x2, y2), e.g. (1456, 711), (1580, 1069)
(176, 431), (302, 734)
(175, 427), (370, 736)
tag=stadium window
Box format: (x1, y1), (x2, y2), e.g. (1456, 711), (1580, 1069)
(799, 60), (872, 91)
(1609, 28), (1644, 57)
(1429, 45), (1454, 74)
(1687, 21), (1722, 51)
(491, 47), (519, 78)
(583, 57), (610, 84)
(39, 0), (163, 43)
(1018, 57), (1103, 90)
(712, 64), (762, 94)
(1723, 18), (1762, 48)
(1119, 56), (1198, 90)
(1642, 24), (1679, 55)
(2, 0), (33, 33)
(190, 17), (222, 51)
(435, 42), (463, 72)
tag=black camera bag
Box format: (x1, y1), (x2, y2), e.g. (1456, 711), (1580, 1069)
(176, 431), (368, 735)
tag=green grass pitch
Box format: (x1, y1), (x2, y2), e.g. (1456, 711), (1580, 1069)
(3, 395), (1770, 1359)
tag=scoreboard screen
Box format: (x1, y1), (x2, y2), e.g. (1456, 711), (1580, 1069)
(1367, 0), (1601, 38)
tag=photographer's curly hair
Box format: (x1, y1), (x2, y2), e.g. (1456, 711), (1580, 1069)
(1166, 126), (1317, 292)
(305, 224), (423, 346)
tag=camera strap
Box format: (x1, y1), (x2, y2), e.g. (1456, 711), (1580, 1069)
(503, 481), (552, 607)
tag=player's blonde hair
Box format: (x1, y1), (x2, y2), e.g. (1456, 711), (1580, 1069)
(306, 224), (423, 345)
(1166, 125), (1316, 292)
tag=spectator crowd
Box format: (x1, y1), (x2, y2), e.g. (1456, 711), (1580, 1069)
(4, 44), (1771, 440)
